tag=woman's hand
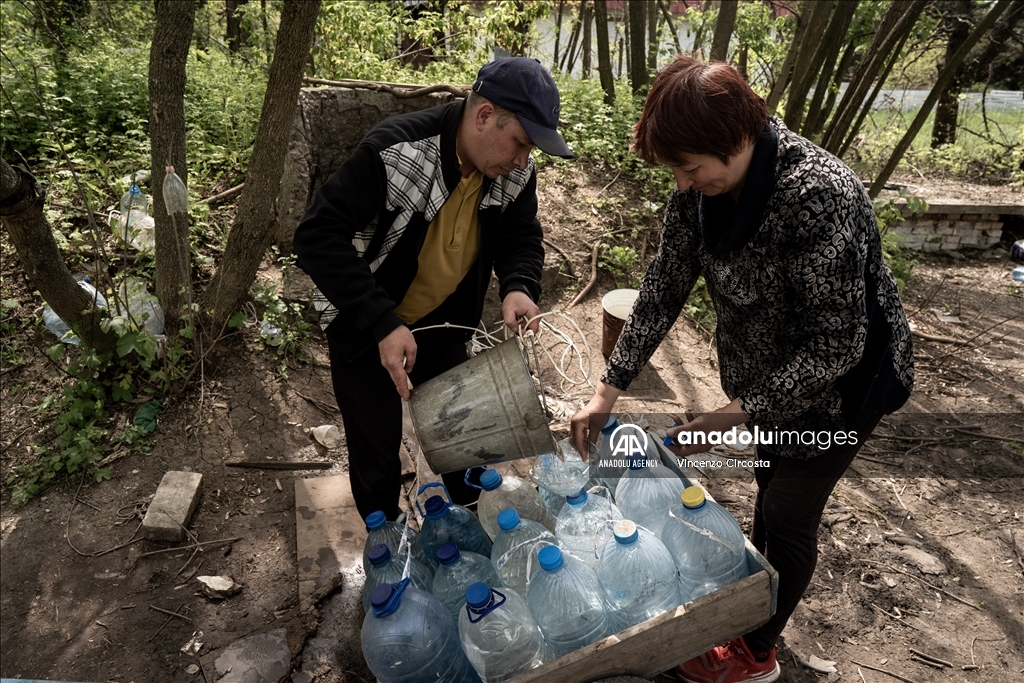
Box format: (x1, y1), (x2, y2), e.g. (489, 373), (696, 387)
(664, 397), (749, 458)
(570, 383), (623, 460)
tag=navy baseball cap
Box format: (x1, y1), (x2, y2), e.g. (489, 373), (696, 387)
(473, 57), (574, 159)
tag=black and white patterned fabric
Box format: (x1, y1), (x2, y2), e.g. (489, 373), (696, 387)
(603, 119), (914, 459)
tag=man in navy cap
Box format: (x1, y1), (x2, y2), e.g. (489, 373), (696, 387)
(294, 58), (572, 522)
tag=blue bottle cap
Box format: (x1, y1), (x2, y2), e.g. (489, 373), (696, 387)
(369, 583), (393, 609)
(663, 435), (675, 447)
(479, 468), (502, 491)
(129, 184), (141, 195)
(365, 510), (387, 530)
(424, 495), (449, 519)
(465, 582), (492, 609)
(497, 508), (520, 531)
(613, 520), (639, 544)
(367, 543), (391, 566)
(437, 543), (460, 565)
(566, 489), (588, 505)
(601, 415), (619, 435)
(538, 545), (563, 571)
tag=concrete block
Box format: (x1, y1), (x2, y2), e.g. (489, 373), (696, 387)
(936, 220), (952, 230)
(946, 213), (962, 220)
(936, 226), (954, 236)
(984, 231), (1002, 245)
(954, 221), (974, 231)
(925, 235), (943, 243)
(942, 235), (962, 244)
(911, 225), (933, 235)
(142, 471), (203, 541)
(960, 213), (981, 222)
(922, 241), (941, 252)
(982, 213), (1000, 221)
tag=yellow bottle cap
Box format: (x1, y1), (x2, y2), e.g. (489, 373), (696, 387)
(681, 486), (705, 508)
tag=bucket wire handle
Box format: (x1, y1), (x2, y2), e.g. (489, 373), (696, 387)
(415, 481), (451, 517)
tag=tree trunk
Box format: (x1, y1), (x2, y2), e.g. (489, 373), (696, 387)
(194, 0), (209, 53)
(628, 0), (647, 94)
(931, 0), (975, 147)
(808, 38), (857, 139)
(510, 0), (530, 56)
(201, 0), (321, 336)
(709, 0), (737, 62)
(553, 0), (564, 71)
(582, 0), (593, 78)
(691, 0), (713, 58)
(595, 0), (615, 104)
(766, 7), (808, 113)
(149, 0), (196, 339)
(226, 0), (250, 54)
(870, 0), (1011, 198)
(657, 0), (684, 56)
(647, 0), (659, 72)
(782, 0), (835, 132)
(0, 159), (116, 353)
(821, 0), (928, 155)
(803, 0), (859, 138)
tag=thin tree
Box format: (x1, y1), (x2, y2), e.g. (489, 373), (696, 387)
(628, 0), (647, 94)
(766, 4), (811, 113)
(821, 0), (928, 155)
(553, 0), (565, 71)
(647, 0), (659, 72)
(657, 0), (684, 56)
(201, 0), (321, 335)
(803, 0), (860, 138)
(870, 0), (1012, 197)
(0, 158), (116, 353)
(226, 0), (250, 54)
(782, 0), (835, 133)
(709, 0), (738, 62)
(931, 0), (975, 147)
(149, 0), (196, 338)
(595, 0), (615, 104)
(582, 0), (593, 78)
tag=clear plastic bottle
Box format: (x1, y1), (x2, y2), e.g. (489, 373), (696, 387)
(459, 582), (550, 682)
(526, 545), (612, 658)
(362, 544), (434, 613)
(476, 467), (556, 540)
(614, 455), (686, 538)
(362, 580), (479, 683)
(554, 488), (623, 571)
(362, 510), (429, 575)
(42, 278), (108, 345)
(161, 165), (189, 215)
(490, 509), (553, 597)
(660, 486), (748, 602)
(594, 415), (628, 494)
(417, 483), (492, 569)
(116, 184), (153, 249)
(538, 484), (566, 518)
(597, 520), (681, 631)
(431, 543), (503, 623)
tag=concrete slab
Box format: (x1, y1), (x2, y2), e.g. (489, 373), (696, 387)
(142, 471), (203, 541)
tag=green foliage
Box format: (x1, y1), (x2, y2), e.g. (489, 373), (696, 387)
(683, 275), (716, 337)
(252, 252), (313, 377)
(872, 193), (925, 291)
(600, 245), (639, 288)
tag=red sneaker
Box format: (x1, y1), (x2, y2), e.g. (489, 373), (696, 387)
(675, 637), (780, 683)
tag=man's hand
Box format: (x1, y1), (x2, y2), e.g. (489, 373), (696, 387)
(379, 326), (417, 400)
(502, 290), (541, 334)
(569, 382), (623, 460)
(664, 398), (749, 458)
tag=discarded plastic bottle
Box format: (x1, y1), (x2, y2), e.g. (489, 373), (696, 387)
(114, 277), (164, 336)
(362, 580), (479, 683)
(475, 467), (556, 540)
(417, 483), (492, 569)
(361, 544), (434, 613)
(362, 511), (429, 575)
(114, 183), (154, 250)
(431, 543), (502, 623)
(1012, 265), (1024, 283)
(42, 278), (108, 345)
(259, 319), (284, 346)
(162, 166), (189, 215)
(597, 520), (681, 631)
(459, 582), (550, 682)
(490, 509), (553, 597)
(554, 488), (623, 571)
(527, 545), (612, 658)
(660, 486), (748, 602)
(614, 455), (686, 538)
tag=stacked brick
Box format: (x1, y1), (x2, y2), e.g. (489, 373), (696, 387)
(888, 212), (1004, 251)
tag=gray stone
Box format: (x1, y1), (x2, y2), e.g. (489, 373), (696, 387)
(213, 628), (291, 683)
(142, 471), (203, 541)
(892, 546), (947, 575)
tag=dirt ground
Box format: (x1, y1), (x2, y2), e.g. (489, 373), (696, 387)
(1, 162), (1022, 683)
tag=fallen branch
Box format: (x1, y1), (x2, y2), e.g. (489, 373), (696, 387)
(870, 603), (921, 630)
(597, 169), (621, 196)
(303, 77), (469, 99)
(851, 660), (919, 683)
(908, 648), (951, 668)
(296, 391), (340, 415)
(148, 604), (193, 623)
(570, 242), (601, 307)
(856, 559), (981, 610)
(910, 330), (969, 345)
(198, 182), (244, 205)
(542, 238), (575, 276)
(227, 460), (332, 470)
(137, 536), (241, 560)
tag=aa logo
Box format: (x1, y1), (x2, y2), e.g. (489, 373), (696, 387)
(609, 423), (649, 457)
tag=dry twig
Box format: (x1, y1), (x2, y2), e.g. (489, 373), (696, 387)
(570, 242), (601, 307)
(851, 659), (919, 683)
(908, 648), (951, 668)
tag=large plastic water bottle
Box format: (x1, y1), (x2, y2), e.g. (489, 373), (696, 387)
(538, 484), (566, 518)
(614, 455), (686, 538)
(459, 582), (550, 682)
(597, 520), (681, 631)
(42, 278), (108, 345)
(594, 415), (628, 494)
(362, 544), (434, 613)
(417, 483), (492, 568)
(431, 543), (503, 623)
(116, 184), (154, 249)
(555, 488), (623, 571)
(660, 486), (748, 602)
(362, 510), (429, 575)
(362, 580), (479, 683)
(526, 545), (612, 658)
(476, 467), (556, 540)
(490, 509), (554, 597)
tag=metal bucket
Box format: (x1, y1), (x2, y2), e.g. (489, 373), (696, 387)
(408, 338), (555, 475)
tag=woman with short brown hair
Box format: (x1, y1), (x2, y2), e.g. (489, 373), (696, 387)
(572, 56), (913, 683)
